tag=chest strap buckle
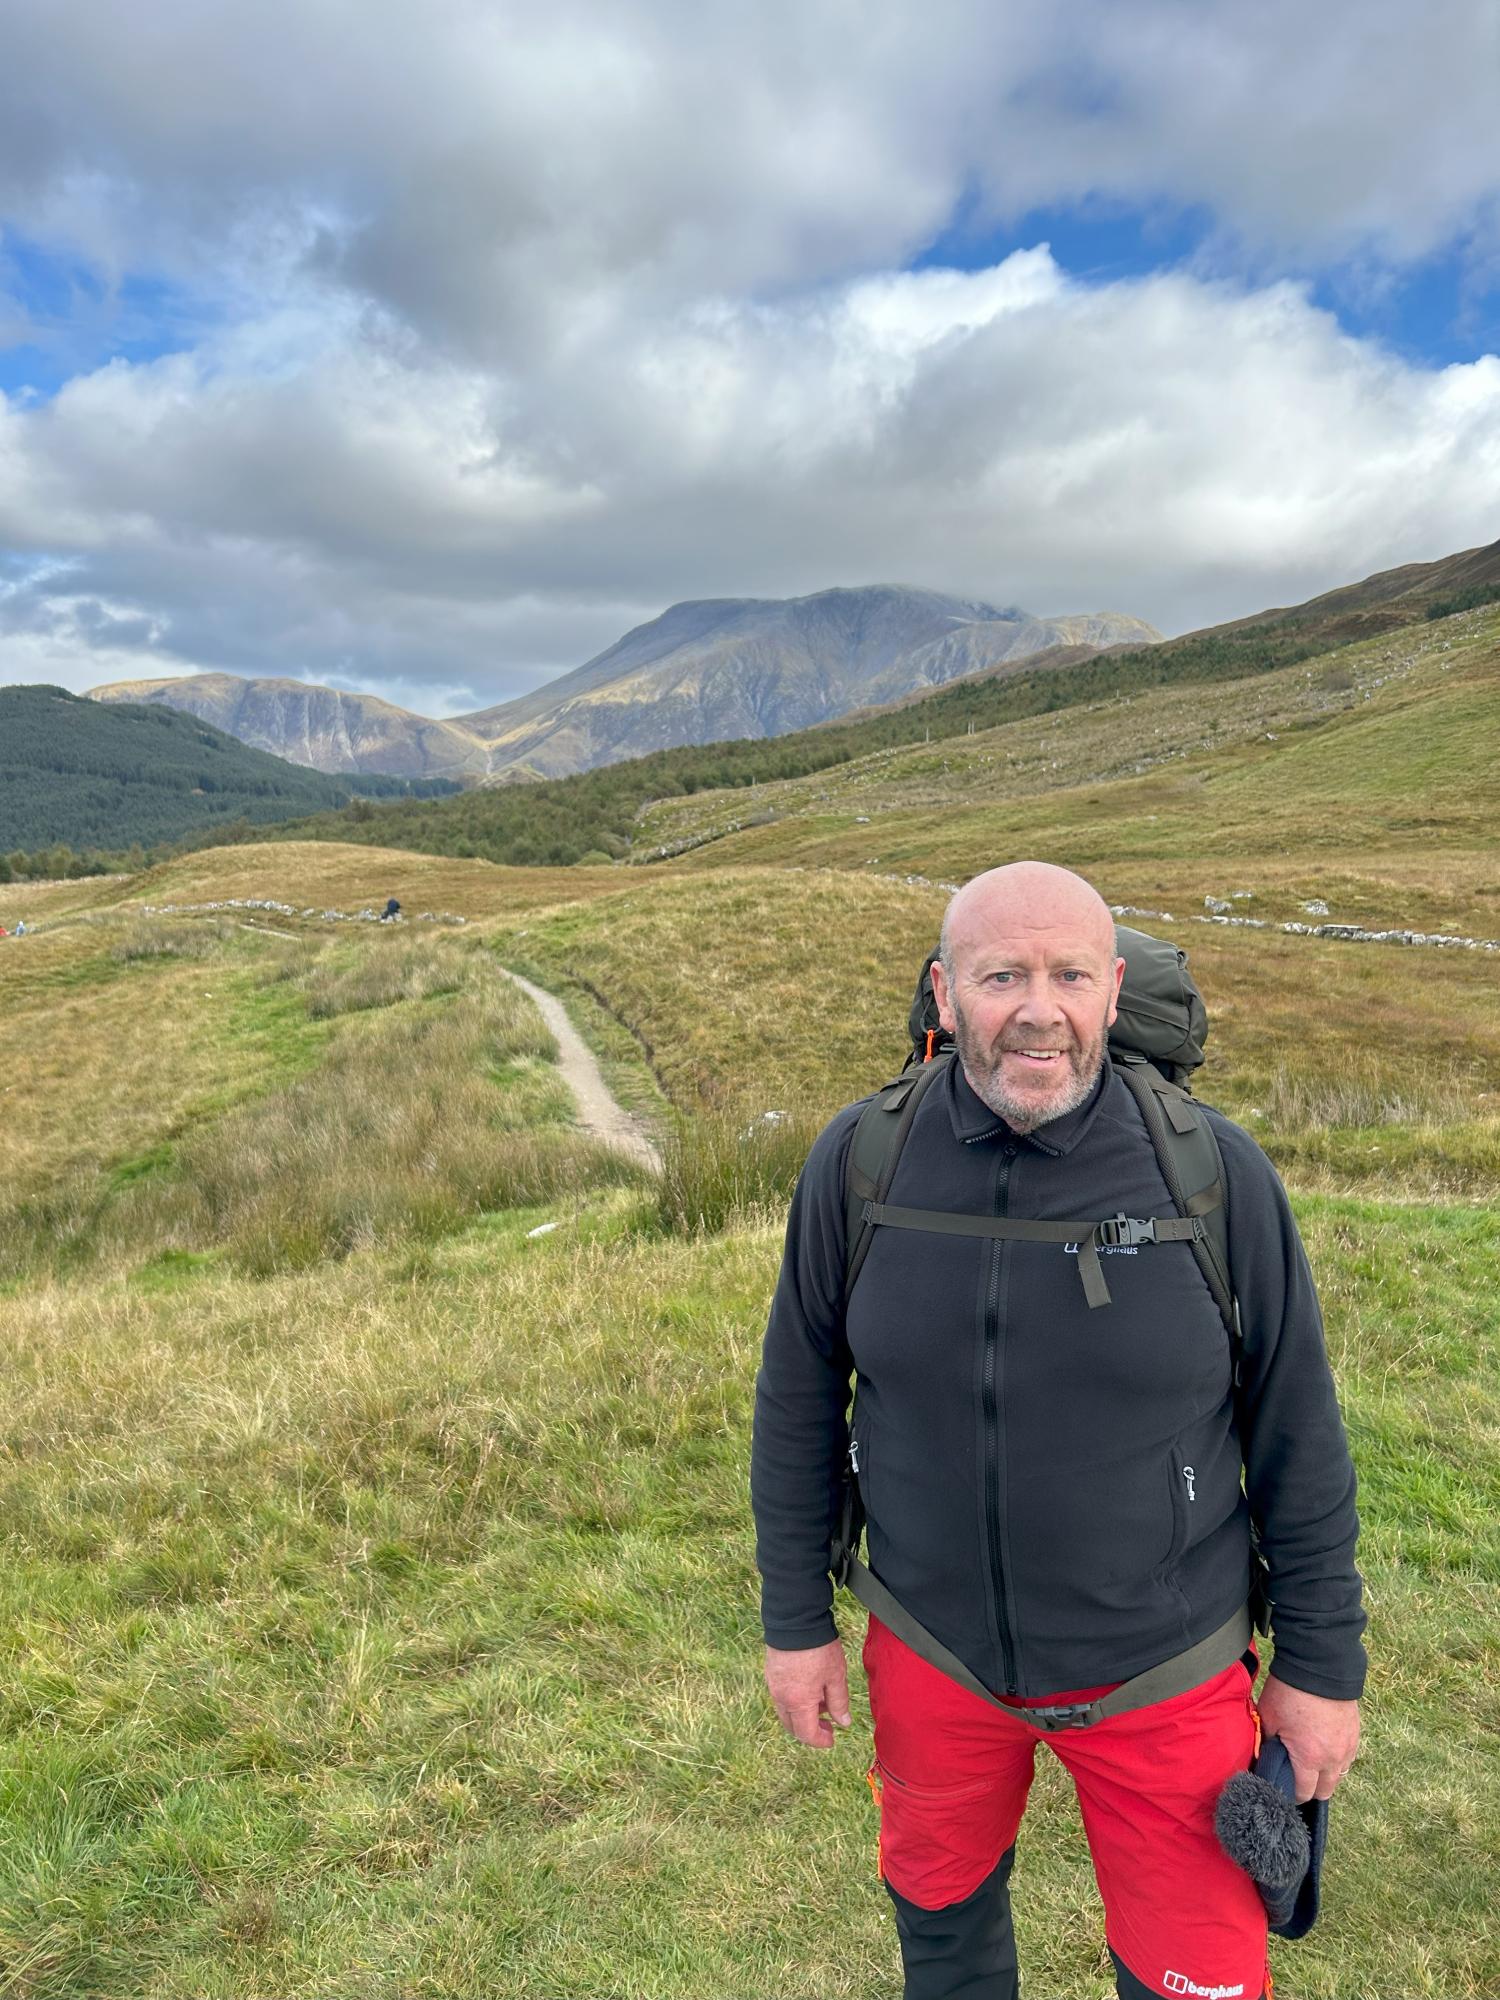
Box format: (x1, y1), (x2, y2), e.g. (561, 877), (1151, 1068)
(1096, 1214), (1157, 1248)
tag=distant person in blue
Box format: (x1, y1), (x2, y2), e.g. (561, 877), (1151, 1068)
(381, 898), (401, 922)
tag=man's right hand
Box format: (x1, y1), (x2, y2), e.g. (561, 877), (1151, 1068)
(764, 1639), (852, 1748)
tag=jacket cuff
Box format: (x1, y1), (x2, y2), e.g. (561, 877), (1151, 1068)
(1263, 1646), (1368, 1703)
(762, 1612), (840, 1650)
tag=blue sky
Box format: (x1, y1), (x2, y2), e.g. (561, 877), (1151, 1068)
(7, 202), (1496, 406)
(0, 234), (208, 399)
(2, 0), (1499, 708)
(918, 204), (1500, 371)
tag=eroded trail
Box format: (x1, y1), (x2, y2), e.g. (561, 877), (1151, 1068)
(497, 967), (662, 1173)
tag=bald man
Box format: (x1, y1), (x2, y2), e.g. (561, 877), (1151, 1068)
(751, 862), (1364, 2000)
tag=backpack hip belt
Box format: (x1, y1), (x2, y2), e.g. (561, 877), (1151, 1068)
(831, 1492), (1257, 1728)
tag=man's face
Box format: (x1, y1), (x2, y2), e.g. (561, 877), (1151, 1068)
(931, 911), (1124, 1134)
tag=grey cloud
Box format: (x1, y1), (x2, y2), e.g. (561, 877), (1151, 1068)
(4, 253), (1499, 711)
(2, 0), (1498, 364)
(3, 4), (1500, 710)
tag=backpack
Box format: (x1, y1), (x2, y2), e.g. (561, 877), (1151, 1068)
(843, 925), (1238, 1343)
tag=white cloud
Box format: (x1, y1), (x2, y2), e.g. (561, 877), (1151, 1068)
(3, 1), (1499, 346)
(4, 248), (1499, 705)
(2, 1), (1499, 706)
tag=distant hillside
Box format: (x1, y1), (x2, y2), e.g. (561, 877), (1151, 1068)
(217, 536), (1492, 866)
(83, 594), (1158, 784)
(0, 687), (460, 854)
(60, 535), (1500, 871)
(459, 586), (1160, 777)
(87, 673), (491, 781)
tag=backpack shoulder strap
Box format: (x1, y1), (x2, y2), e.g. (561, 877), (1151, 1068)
(1111, 1054), (1238, 1348)
(844, 1052), (952, 1300)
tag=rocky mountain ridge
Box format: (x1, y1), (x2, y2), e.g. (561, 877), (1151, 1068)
(456, 588), (1160, 777)
(89, 587), (1160, 782)
(86, 674), (492, 781)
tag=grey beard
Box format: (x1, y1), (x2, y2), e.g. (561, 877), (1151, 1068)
(953, 1012), (1106, 1134)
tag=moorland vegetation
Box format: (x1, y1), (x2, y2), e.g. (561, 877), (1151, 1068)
(1, 580), (1497, 1996)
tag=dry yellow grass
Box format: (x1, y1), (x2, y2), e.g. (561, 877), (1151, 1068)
(0, 920), (330, 1202)
(3, 842), (651, 934)
(490, 864), (1500, 1197)
(121, 841), (643, 922)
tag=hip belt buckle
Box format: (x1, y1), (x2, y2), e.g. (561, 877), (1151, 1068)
(1022, 1700), (1100, 1732)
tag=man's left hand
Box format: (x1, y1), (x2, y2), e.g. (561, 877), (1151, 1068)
(1255, 1674), (1361, 1802)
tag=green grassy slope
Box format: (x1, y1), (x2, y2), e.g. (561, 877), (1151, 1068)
(634, 605), (1500, 881)
(186, 543), (1499, 871)
(0, 873), (1495, 1995)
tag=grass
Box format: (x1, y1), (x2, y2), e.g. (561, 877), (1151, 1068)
(110, 918), (241, 962)
(635, 610), (1500, 883)
(0, 923), (644, 1283)
(0, 921), (337, 1208)
(488, 869), (1500, 1199)
(0, 1189), (1494, 1996)
(3, 601), (1499, 1994)
(653, 1107), (826, 1236)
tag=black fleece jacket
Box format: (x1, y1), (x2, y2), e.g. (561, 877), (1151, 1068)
(751, 1058), (1367, 1702)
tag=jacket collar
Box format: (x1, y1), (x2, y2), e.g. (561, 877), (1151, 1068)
(944, 1051), (1110, 1156)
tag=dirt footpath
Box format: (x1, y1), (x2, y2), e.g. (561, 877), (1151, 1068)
(498, 968), (662, 1173)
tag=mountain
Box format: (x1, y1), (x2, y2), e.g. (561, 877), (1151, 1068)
(0, 686), (459, 854)
(458, 587), (1160, 778)
(87, 674), (491, 781)
(224, 532), (1500, 870)
(87, 590), (1158, 784)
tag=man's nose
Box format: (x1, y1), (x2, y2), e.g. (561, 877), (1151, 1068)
(1012, 977), (1065, 1024)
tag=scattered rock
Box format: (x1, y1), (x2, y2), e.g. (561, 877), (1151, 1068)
(740, 1110), (789, 1140)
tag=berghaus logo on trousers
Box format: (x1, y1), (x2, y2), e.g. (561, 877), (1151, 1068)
(1163, 1974), (1244, 1998)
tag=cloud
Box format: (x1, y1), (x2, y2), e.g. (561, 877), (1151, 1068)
(4, 247), (1500, 706)
(1, 1), (1499, 706)
(3, 1), (1499, 349)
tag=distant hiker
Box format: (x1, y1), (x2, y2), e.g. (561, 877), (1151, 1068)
(381, 897), (401, 922)
(751, 860), (1363, 2000)
(13, 919), (26, 936)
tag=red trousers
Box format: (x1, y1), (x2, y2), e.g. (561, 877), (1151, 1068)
(864, 1615), (1270, 2000)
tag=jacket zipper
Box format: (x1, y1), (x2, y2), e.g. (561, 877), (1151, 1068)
(984, 1143), (1018, 1693)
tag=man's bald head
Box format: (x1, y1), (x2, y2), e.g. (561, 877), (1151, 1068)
(932, 862), (1124, 1134)
(939, 863), (1116, 982)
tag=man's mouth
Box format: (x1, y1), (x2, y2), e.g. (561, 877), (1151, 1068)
(1004, 1047), (1068, 1068)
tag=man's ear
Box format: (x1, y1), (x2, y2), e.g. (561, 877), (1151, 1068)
(1105, 954), (1125, 1029)
(929, 956), (957, 1034)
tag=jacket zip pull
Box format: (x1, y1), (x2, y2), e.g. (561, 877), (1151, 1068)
(848, 1437), (861, 1475)
(1182, 1464), (1196, 1502)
